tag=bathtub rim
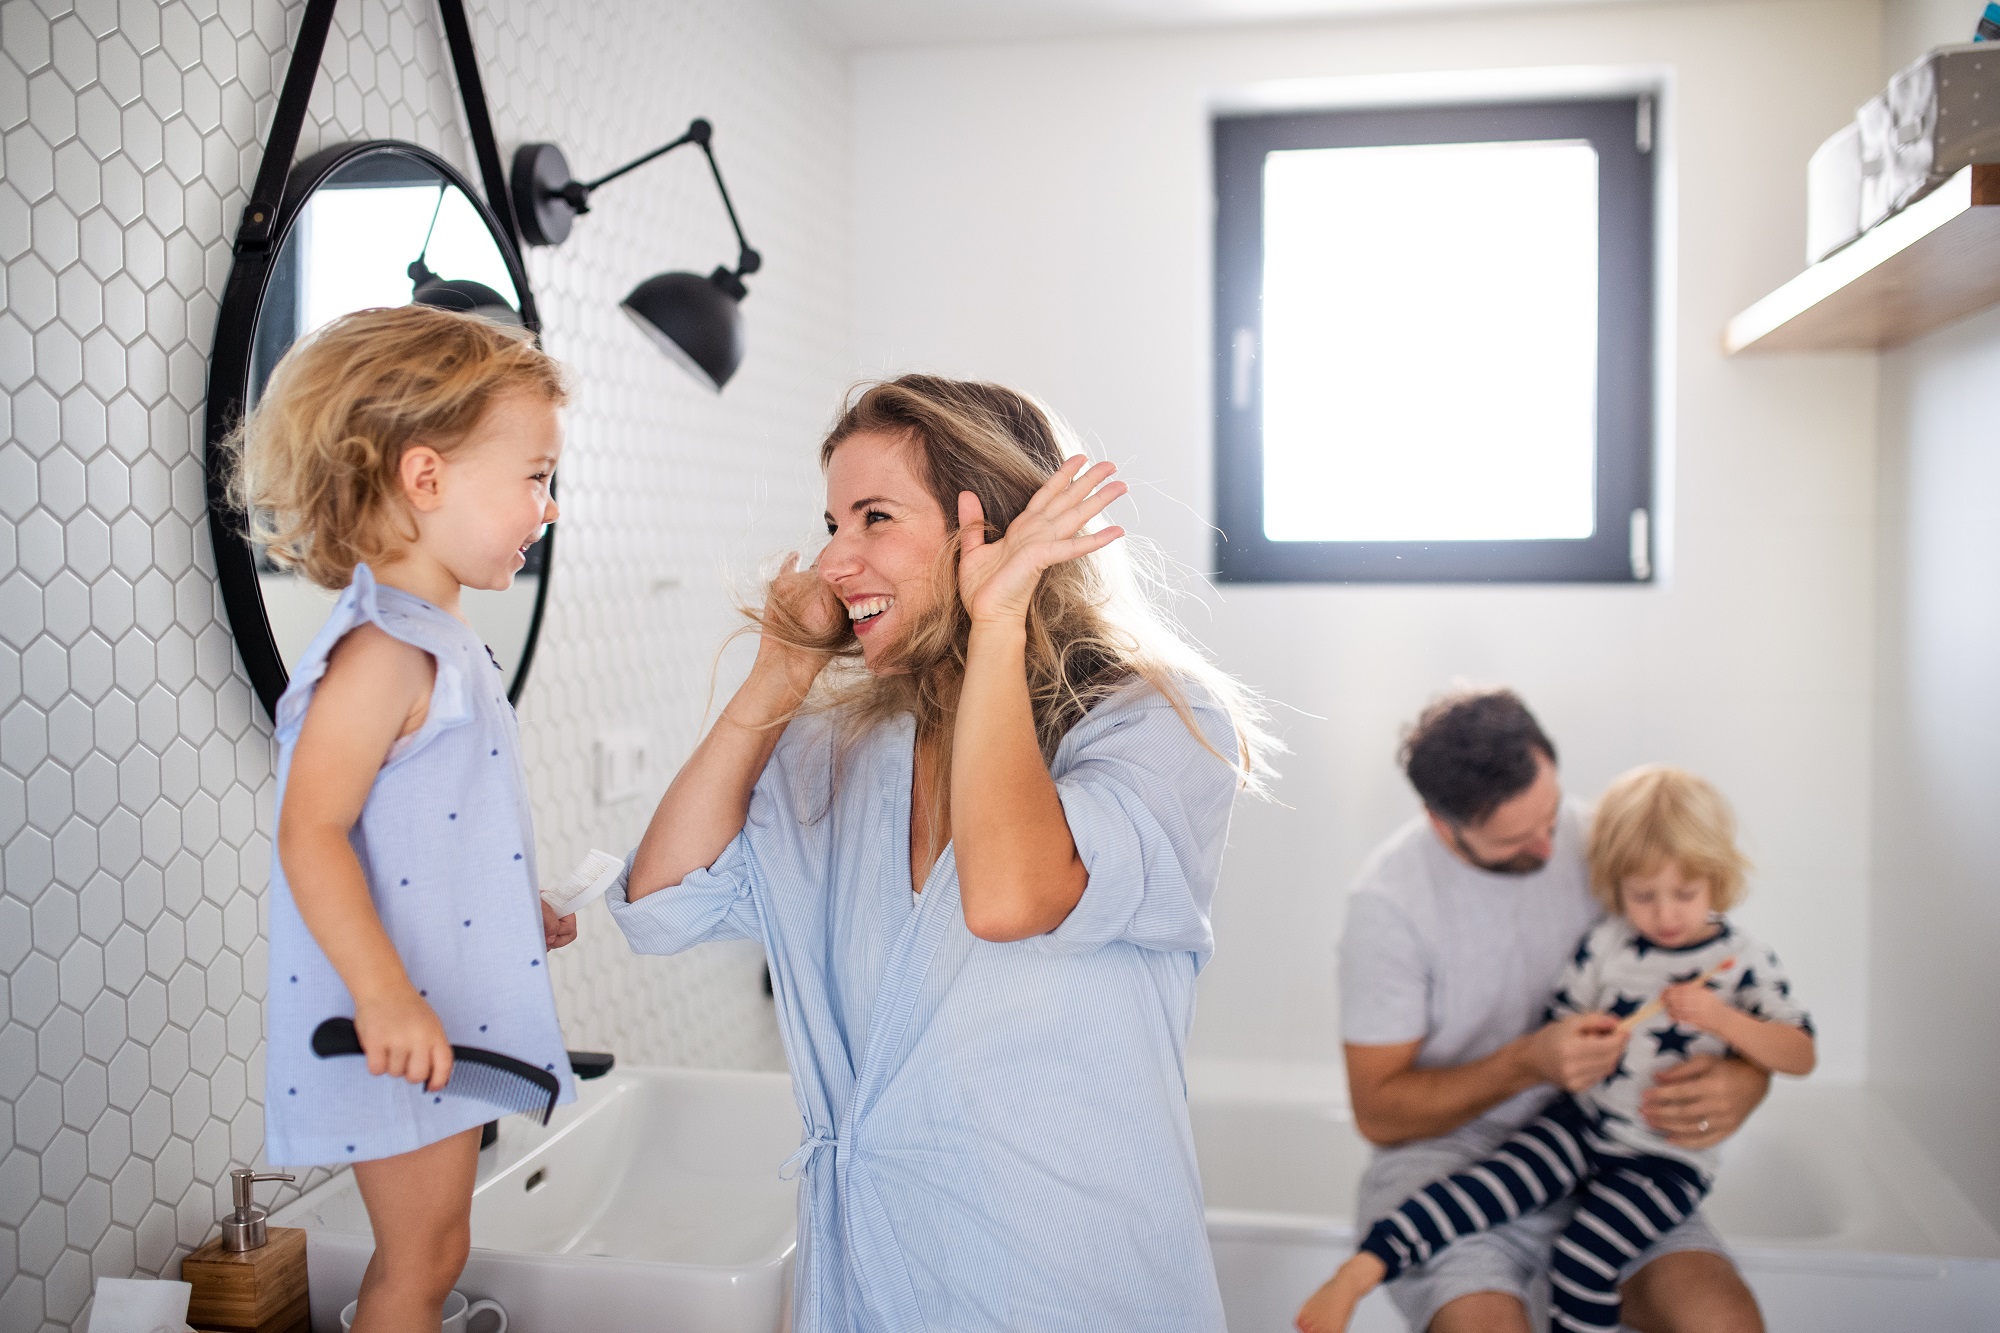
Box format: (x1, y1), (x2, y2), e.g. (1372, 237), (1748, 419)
(1185, 1064), (2000, 1264)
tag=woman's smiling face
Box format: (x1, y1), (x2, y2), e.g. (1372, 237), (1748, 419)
(820, 430), (951, 671)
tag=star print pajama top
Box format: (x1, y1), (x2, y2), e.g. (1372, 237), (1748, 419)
(608, 683), (1239, 1333)
(1356, 916), (1812, 1333)
(1549, 915), (1810, 1170)
(263, 566), (574, 1167)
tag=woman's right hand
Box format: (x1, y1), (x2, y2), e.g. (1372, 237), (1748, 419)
(751, 553), (841, 697)
(354, 986), (454, 1092)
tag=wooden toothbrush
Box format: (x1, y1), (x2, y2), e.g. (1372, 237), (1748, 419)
(1614, 955), (1737, 1035)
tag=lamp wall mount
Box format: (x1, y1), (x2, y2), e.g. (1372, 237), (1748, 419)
(509, 120), (762, 282)
(511, 119), (765, 390)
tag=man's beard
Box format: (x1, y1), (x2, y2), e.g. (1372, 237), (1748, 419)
(1450, 826), (1549, 876)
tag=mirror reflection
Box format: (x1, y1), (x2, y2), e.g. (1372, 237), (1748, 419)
(251, 146), (543, 694)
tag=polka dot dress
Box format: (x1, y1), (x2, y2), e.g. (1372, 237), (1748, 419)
(263, 566), (574, 1167)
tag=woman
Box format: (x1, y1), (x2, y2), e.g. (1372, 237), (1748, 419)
(611, 376), (1271, 1331)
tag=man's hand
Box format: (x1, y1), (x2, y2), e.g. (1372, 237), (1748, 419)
(542, 899), (577, 950)
(1641, 1053), (1770, 1149)
(1524, 1013), (1629, 1092)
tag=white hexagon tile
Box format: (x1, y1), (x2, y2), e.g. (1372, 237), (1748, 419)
(1, 1), (850, 1327)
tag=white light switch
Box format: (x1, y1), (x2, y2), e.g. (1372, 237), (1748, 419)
(594, 730), (651, 805)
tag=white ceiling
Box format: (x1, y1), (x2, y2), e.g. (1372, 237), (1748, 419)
(805, 0), (1654, 49)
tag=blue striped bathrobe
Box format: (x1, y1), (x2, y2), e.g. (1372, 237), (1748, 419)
(609, 682), (1238, 1332)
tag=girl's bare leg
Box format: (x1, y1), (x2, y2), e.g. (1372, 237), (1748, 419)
(349, 1128), (481, 1333)
(1296, 1251), (1389, 1333)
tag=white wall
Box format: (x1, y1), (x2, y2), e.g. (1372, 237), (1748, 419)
(0, 1), (847, 1327)
(851, 0), (1882, 1081)
(1869, 0), (2000, 1235)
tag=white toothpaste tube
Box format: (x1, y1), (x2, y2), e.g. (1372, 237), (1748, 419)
(541, 849), (625, 918)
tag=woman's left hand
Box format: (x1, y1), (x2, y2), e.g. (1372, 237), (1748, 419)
(958, 455), (1127, 625)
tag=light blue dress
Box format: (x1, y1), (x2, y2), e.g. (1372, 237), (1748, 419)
(263, 565), (574, 1166)
(609, 681), (1239, 1332)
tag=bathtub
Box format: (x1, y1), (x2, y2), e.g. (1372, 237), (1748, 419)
(1189, 1063), (2000, 1331)
(277, 1064), (2000, 1331)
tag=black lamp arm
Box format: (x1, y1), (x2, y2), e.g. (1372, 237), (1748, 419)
(575, 119), (761, 277)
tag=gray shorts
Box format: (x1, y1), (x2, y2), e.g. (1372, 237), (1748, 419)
(1358, 1117), (1731, 1332)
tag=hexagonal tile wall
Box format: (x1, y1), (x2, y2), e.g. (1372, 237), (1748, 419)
(1, 1), (849, 1328)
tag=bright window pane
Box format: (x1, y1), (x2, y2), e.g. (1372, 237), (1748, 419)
(298, 184), (519, 333)
(1261, 139), (1599, 542)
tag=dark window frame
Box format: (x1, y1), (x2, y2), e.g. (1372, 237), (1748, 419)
(1213, 97), (1656, 584)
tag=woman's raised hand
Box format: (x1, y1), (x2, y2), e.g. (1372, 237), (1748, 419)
(958, 456), (1127, 626)
(752, 553), (841, 696)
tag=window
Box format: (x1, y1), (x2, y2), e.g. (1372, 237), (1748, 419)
(1213, 97), (1656, 582)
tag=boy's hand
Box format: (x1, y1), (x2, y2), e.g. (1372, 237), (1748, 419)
(1662, 980), (1730, 1032)
(354, 987), (454, 1091)
(542, 899), (577, 950)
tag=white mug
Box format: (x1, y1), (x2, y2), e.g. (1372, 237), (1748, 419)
(339, 1290), (507, 1333)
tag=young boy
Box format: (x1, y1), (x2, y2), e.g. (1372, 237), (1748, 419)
(1298, 765), (1815, 1333)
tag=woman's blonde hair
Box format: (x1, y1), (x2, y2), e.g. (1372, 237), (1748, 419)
(225, 304), (567, 589)
(1588, 765), (1750, 912)
(756, 374), (1276, 808)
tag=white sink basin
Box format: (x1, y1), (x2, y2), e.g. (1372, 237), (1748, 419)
(273, 1067), (801, 1332)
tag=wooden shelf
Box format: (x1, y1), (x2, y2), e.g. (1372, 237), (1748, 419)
(1724, 163), (2000, 354)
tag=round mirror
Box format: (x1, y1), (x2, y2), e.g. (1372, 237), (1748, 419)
(205, 142), (551, 720)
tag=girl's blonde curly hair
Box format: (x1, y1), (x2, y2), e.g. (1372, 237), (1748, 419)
(755, 374), (1277, 809)
(224, 304), (566, 589)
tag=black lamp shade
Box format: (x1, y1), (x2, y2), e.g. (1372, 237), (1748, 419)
(621, 268), (746, 392)
(412, 275), (524, 326)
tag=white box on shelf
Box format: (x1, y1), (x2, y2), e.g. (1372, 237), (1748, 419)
(1859, 43), (2000, 230)
(1807, 122), (1864, 263)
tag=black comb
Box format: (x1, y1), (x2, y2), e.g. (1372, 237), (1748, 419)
(311, 1017), (560, 1126)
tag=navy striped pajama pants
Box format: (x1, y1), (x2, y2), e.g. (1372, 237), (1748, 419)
(1357, 1094), (1712, 1333)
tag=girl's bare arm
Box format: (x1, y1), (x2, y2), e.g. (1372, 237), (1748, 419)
(277, 625), (451, 1089)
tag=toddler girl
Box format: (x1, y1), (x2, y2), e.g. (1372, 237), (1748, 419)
(1297, 764), (1815, 1333)
(232, 305), (577, 1332)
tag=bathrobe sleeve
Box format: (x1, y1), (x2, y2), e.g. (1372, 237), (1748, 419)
(1038, 686), (1240, 962)
(608, 716), (831, 956)
(606, 835), (760, 955)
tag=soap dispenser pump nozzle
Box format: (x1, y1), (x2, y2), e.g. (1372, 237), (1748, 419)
(222, 1167), (296, 1252)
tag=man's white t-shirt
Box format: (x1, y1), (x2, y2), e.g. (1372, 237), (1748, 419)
(1339, 799), (1602, 1138)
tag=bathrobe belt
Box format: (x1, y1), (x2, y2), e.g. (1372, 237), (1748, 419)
(781, 1128), (839, 1180)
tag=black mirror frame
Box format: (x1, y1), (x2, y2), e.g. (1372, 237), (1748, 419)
(203, 141), (550, 721)
(202, 0), (552, 722)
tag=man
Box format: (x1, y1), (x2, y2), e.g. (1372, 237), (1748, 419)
(1340, 688), (1767, 1332)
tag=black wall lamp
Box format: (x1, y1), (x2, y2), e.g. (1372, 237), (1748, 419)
(511, 119), (762, 391)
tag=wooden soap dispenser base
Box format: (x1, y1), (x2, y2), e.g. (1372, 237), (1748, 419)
(181, 1168), (311, 1333)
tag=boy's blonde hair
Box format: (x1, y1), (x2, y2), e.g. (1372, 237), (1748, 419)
(225, 305), (566, 589)
(1588, 764), (1750, 912)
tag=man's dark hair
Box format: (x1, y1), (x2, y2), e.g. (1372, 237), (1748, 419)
(1400, 688), (1557, 826)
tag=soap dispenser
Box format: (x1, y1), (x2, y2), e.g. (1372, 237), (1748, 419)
(181, 1169), (312, 1333)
